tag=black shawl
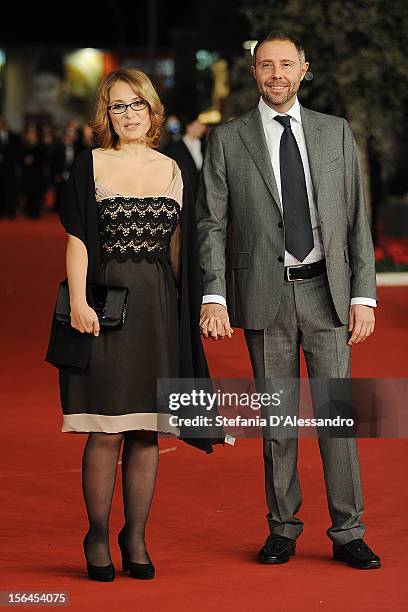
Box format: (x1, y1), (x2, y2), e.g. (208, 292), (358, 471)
(45, 148), (221, 453)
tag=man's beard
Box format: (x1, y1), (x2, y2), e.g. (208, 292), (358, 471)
(260, 81), (299, 107)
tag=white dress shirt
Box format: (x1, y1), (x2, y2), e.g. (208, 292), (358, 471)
(202, 97), (376, 309)
(182, 135), (203, 170)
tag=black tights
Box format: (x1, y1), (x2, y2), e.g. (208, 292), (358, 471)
(82, 430), (158, 566)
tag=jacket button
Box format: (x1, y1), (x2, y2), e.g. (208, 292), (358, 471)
(278, 221), (283, 228)
(278, 256), (284, 262)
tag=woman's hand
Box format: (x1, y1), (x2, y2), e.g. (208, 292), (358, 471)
(70, 300), (100, 336)
(200, 303), (234, 340)
(65, 234), (97, 334)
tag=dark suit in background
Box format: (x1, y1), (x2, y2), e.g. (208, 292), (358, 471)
(164, 116), (207, 198)
(164, 139), (202, 197)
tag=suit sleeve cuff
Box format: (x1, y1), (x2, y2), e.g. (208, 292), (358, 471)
(350, 297), (377, 307)
(202, 294), (227, 308)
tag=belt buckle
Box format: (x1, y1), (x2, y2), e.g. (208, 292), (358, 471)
(286, 265), (304, 282)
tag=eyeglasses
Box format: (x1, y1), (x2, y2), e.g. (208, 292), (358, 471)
(107, 100), (148, 114)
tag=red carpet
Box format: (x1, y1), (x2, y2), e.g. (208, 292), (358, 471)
(1, 214), (407, 611)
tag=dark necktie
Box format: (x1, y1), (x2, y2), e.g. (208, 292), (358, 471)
(274, 114), (314, 262)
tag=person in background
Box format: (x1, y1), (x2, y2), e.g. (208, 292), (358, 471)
(0, 117), (21, 219)
(80, 124), (96, 150)
(158, 114), (181, 151)
(66, 118), (84, 154)
(53, 126), (79, 211)
(20, 123), (44, 219)
(41, 123), (58, 209)
(164, 114), (207, 197)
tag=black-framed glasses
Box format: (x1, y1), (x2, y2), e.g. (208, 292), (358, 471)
(107, 100), (148, 114)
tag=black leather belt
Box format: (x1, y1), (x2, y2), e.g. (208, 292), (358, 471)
(284, 259), (326, 281)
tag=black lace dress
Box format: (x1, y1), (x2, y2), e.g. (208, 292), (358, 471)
(59, 164), (183, 434)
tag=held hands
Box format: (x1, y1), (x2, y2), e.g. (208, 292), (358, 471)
(70, 300), (100, 337)
(200, 303), (234, 340)
(348, 304), (375, 346)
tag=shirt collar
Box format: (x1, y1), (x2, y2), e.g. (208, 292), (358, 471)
(182, 134), (201, 148)
(258, 96), (302, 125)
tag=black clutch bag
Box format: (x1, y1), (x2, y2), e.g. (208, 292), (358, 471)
(55, 279), (129, 329)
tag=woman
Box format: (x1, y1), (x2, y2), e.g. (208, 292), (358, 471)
(46, 68), (219, 582)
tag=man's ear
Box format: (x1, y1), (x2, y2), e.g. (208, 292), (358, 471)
(300, 62), (310, 81)
(250, 65), (256, 79)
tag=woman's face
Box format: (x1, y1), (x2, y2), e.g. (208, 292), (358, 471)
(107, 80), (151, 144)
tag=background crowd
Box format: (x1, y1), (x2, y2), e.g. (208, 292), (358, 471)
(0, 113), (207, 221)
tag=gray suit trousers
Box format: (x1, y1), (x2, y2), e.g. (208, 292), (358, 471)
(244, 272), (365, 545)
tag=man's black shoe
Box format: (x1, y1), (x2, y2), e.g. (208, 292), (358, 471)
(258, 534), (296, 564)
(333, 539), (381, 569)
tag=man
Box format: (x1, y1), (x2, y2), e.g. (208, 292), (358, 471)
(197, 31), (380, 569)
(53, 126), (80, 211)
(164, 114), (207, 197)
(159, 114), (182, 151)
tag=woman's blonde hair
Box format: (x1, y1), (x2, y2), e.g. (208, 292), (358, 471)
(89, 68), (165, 149)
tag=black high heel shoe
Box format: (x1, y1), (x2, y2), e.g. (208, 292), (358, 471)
(118, 528), (155, 580)
(83, 533), (115, 582)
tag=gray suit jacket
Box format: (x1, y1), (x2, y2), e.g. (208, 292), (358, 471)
(196, 105), (377, 329)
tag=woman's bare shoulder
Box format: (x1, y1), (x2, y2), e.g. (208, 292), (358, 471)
(92, 147), (116, 161)
(151, 149), (180, 173)
(92, 147), (116, 177)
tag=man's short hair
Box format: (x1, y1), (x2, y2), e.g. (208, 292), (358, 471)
(253, 30), (306, 64)
(180, 113), (200, 133)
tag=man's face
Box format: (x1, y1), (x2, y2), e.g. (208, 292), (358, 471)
(63, 127), (76, 145)
(187, 120), (207, 139)
(251, 40), (309, 110)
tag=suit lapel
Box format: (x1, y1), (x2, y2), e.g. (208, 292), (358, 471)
(300, 106), (323, 196)
(237, 106), (324, 212)
(237, 108), (282, 215)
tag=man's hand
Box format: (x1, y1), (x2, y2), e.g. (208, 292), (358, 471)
(348, 304), (375, 346)
(200, 303), (234, 340)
